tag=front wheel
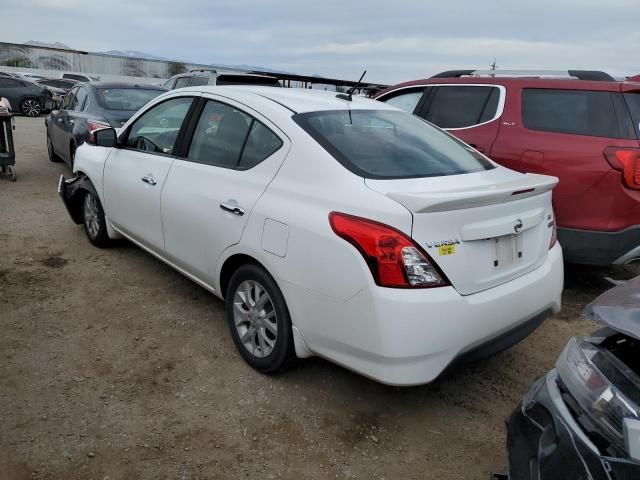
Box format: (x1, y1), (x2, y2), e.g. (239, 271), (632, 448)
(82, 191), (111, 247)
(20, 98), (42, 117)
(226, 264), (296, 374)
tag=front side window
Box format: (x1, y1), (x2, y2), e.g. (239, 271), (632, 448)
(294, 109), (493, 179)
(61, 88), (77, 110)
(187, 100), (281, 169)
(522, 89), (621, 138)
(162, 78), (176, 89)
(423, 86), (500, 129)
(379, 88), (424, 113)
(126, 97), (193, 155)
(174, 77), (191, 89)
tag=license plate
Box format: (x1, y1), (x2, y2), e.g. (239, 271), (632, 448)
(493, 234), (522, 268)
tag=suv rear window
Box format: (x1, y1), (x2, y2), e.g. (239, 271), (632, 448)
(522, 89), (622, 138)
(624, 93), (640, 139)
(422, 86), (500, 129)
(293, 109), (494, 179)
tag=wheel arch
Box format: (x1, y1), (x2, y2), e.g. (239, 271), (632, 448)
(63, 172), (98, 224)
(218, 253), (264, 299)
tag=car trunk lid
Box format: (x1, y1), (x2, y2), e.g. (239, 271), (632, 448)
(366, 169), (558, 295)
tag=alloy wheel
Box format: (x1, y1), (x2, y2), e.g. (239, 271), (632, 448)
(83, 193), (101, 239)
(21, 98), (41, 117)
(233, 280), (278, 358)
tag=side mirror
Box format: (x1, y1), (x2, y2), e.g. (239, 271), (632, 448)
(90, 127), (117, 148)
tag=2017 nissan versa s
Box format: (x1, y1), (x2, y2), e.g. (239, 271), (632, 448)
(58, 86), (563, 385)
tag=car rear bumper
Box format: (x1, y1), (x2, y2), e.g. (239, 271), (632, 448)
(282, 244), (563, 386)
(558, 226), (640, 266)
(506, 370), (640, 479)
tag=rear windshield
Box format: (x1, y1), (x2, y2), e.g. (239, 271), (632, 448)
(96, 88), (164, 111)
(624, 93), (640, 139)
(293, 109), (494, 179)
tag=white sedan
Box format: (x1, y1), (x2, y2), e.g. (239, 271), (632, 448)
(58, 86), (563, 386)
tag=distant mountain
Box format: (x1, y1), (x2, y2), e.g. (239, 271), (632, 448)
(25, 40), (73, 50)
(100, 50), (170, 61)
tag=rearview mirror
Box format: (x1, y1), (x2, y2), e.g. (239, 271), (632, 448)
(91, 128), (117, 148)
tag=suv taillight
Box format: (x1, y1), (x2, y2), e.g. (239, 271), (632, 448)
(604, 147), (640, 190)
(329, 212), (449, 288)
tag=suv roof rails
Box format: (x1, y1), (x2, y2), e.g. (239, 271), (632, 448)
(189, 68), (217, 74)
(431, 69), (616, 82)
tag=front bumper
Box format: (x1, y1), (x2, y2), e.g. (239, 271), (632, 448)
(558, 226), (640, 266)
(282, 244), (563, 386)
(506, 370), (640, 480)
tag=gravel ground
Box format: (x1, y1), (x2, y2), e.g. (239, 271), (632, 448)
(0, 116), (627, 479)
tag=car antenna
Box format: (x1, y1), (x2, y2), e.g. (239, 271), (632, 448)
(336, 70), (367, 102)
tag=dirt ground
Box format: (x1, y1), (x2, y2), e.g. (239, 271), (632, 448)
(0, 116), (629, 480)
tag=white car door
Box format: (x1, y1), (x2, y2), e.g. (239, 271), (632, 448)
(161, 97), (289, 285)
(102, 96), (195, 252)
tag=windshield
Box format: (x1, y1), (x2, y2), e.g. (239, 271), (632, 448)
(624, 93), (640, 139)
(96, 88), (164, 111)
(293, 109), (494, 179)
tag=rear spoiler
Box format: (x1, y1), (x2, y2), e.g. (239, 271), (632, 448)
(387, 174), (558, 213)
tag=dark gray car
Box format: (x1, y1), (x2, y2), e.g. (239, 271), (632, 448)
(0, 76), (53, 116)
(45, 81), (166, 167)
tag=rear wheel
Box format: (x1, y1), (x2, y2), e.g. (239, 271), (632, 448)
(226, 264), (296, 374)
(46, 130), (61, 162)
(6, 165), (16, 181)
(82, 191), (110, 247)
(20, 98), (41, 117)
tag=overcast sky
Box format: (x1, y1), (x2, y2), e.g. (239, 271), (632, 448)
(2, 0), (638, 84)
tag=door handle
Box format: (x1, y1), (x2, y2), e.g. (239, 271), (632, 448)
(469, 143), (485, 153)
(141, 174), (157, 186)
(220, 203), (245, 216)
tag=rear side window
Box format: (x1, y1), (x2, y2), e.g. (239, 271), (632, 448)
(422, 86), (500, 128)
(379, 88), (424, 113)
(624, 93), (640, 139)
(189, 75), (211, 87)
(187, 100), (282, 169)
(294, 109), (493, 179)
(522, 89), (621, 138)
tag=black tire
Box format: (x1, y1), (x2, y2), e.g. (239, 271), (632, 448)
(81, 190), (111, 247)
(20, 97), (42, 117)
(46, 130), (62, 162)
(225, 263), (296, 374)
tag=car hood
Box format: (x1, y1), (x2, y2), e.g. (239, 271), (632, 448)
(584, 275), (640, 339)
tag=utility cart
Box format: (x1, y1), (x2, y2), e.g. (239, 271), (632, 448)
(0, 104), (16, 181)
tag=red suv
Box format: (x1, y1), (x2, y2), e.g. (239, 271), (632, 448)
(375, 70), (640, 266)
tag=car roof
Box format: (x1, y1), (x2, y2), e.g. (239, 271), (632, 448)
(84, 81), (168, 90)
(376, 76), (633, 96)
(190, 86), (397, 113)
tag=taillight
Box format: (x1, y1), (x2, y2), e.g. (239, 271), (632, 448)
(604, 147), (640, 190)
(86, 120), (111, 143)
(329, 212), (449, 288)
